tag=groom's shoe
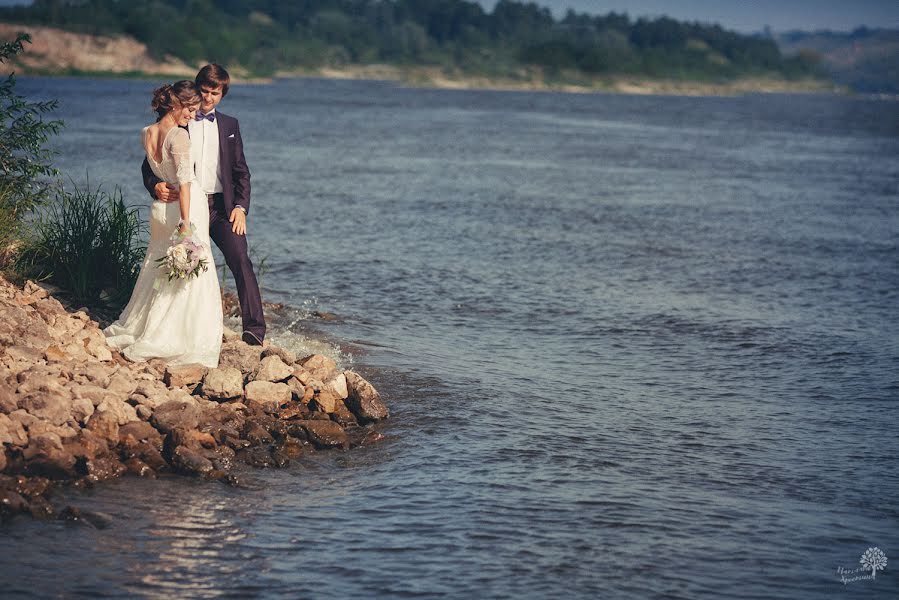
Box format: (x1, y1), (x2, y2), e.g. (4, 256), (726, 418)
(242, 331), (264, 346)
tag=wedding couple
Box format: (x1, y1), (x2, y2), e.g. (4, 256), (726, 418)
(104, 64), (265, 368)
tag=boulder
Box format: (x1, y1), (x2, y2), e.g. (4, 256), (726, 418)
(202, 367), (244, 400)
(0, 413), (28, 447)
(105, 371), (137, 396)
(163, 364), (208, 389)
(0, 385), (16, 414)
(70, 397), (95, 425)
(294, 420), (348, 449)
(244, 381), (291, 407)
(344, 371), (388, 423)
(86, 409), (119, 441)
(18, 390), (72, 426)
(261, 345), (296, 365)
(324, 372), (349, 399)
(150, 401), (200, 434)
(298, 354), (338, 380)
(218, 341), (263, 376)
(95, 399), (140, 426)
(252, 355), (293, 383)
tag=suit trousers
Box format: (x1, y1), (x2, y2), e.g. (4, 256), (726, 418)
(208, 193), (266, 339)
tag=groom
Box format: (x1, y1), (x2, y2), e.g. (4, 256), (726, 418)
(142, 64), (266, 345)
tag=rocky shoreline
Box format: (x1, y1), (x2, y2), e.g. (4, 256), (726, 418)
(0, 275), (388, 522)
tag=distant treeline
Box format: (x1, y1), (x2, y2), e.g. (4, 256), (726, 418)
(1, 0), (820, 80)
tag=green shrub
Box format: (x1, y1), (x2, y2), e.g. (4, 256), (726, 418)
(17, 181), (145, 309)
(0, 33), (63, 247)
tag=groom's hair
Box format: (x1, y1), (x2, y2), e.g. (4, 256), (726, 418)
(196, 64), (231, 97)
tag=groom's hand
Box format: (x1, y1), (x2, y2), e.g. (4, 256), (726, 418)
(154, 182), (180, 203)
(230, 207), (247, 236)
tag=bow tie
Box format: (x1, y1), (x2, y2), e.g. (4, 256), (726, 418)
(196, 112), (215, 122)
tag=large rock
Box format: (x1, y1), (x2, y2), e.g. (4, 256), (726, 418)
(95, 399), (140, 426)
(261, 346), (296, 365)
(0, 385), (16, 414)
(150, 401), (200, 434)
(18, 390), (72, 426)
(344, 371), (389, 423)
(202, 367), (244, 400)
(324, 372), (348, 399)
(298, 354), (338, 380)
(0, 305), (52, 349)
(252, 355), (293, 383)
(163, 364), (207, 389)
(0, 413), (28, 447)
(244, 381), (291, 407)
(294, 420), (348, 449)
(218, 341), (263, 376)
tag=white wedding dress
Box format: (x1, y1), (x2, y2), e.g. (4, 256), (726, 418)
(104, 126), (223, 367)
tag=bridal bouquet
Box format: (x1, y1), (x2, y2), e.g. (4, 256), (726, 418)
(155, 224), (209, 282)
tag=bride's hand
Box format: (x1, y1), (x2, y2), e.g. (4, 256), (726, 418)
(178, 222), (190, 236)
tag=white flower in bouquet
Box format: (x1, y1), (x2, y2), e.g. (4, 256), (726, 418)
(155, 223), (209, 282)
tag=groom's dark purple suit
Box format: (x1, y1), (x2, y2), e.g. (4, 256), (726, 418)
(142, 110), (266, 341)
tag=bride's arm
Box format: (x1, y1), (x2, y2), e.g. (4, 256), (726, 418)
(170, 128), (192, 234)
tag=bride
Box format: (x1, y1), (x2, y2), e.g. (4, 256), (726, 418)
(105, 81), (223, 367)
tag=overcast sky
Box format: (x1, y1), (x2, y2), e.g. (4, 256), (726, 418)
(477, 0), (899, 33)
(0, 0), (896, 34)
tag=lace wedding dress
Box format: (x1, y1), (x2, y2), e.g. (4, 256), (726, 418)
(104, 126), (223, 367)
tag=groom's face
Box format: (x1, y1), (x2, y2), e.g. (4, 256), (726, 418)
(200, 85), (224, 113)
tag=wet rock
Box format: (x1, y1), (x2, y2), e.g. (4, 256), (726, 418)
(261, 346), (296, 365)
(330, 401), (359, 427)
(123, 457), (156, 477)
(201, 367), (244, 400)
(243, 420), (274, 445)
(344, 371), (389, 423)
(294, 419), (348, 449)
(163, 364), (207, 389)
(23, 432), (77, 478)
(279, 402), (310, 421)
(311, 389), (342, 414)
(348, 428), (385, 448)
(244, 381), (291, 408)
(242, 446), (276, 468)
(82, 457), (127, 483)
(171, 445), (214, 476)
(279, 437), (307, 458)
(150, 401), (200, 434)
(252, 355), (293, 383)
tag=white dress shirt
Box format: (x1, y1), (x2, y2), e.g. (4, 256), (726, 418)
(189, 110), (224, 195)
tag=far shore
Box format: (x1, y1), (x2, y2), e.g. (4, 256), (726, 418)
(17, 64), (843, 98)
(1, 20), (840, 98)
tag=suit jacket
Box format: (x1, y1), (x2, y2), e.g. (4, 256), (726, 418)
(141, 110), (252, 216)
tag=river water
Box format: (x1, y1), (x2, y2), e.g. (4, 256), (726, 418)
(2, 77), (898, 598)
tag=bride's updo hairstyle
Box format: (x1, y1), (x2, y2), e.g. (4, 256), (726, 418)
(151, 80), (201, 120)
